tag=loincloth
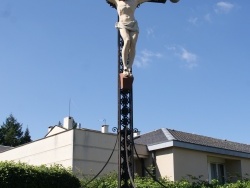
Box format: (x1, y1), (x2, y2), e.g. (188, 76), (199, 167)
(115, 20), (139, 32)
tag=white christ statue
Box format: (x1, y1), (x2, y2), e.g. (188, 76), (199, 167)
(107, 0), (179, 77)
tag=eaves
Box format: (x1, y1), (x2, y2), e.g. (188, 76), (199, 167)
(148, 140), (250, 159)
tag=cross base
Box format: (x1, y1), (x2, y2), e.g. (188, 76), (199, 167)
(119, 73), (134, 90)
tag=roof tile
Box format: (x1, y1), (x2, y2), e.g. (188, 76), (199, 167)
(135, 129), (168, 145)
(135, 128), (250, 154)
(167, 129), (250, 153)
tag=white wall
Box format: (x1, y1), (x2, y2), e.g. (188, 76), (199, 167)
(0, 128), (119, 177)
(46, 126), (67, 137)
(0, 127), (149, 178)
(241, 159), (250, 178)
(72, 129), (118, 176)
(0, 130), (74, 168)
(155, 148), (174, 180)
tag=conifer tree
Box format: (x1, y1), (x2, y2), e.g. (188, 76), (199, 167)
(21, 127), (32, 144)
(0, 114), (32, 146)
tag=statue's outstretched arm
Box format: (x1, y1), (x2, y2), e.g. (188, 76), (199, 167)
(106, 0), (116, 8)
(148, 0), (167, 3)
(147, 0), (180, 3)
(138, 0), (179, 7)
(138, 0), (166, 4)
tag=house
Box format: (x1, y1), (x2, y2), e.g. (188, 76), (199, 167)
(1, 118), (250, 183)
(135, 128), (250, 183)
(0, 117), (147, 177)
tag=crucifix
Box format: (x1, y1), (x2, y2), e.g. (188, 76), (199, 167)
(106, 0), (179, 187)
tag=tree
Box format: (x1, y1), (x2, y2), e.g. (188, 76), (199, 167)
(72, 119), (78, 129)
(0, 114), (32, 147)
(58, 121), (62, 126)
(21, 127), (32, 144)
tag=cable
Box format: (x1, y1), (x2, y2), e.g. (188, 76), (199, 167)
(133, 144), (168, 188)
(83, 134), (118, 187)
(124, 127), (136, 188)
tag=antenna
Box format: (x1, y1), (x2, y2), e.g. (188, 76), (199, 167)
(69, 98), (71, 117)
(99, 118), (106, 125)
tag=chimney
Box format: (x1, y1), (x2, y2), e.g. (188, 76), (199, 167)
(63, 116), (73, 129)
(133, 131), (140, 137)
(101, 125), (109, 133)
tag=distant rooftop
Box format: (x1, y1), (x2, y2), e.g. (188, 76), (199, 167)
(0, 145), (13, 153)
(135, 128), (250, 154)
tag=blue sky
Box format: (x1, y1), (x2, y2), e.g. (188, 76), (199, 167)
(1, 0), (250, 144)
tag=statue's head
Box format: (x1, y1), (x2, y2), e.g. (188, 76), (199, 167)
(170, 0), (180, 3)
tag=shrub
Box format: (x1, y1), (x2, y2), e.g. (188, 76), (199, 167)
(0, 161), (80, 188)
(80, 172), (250, 188)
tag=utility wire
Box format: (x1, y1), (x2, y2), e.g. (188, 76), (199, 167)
(83, 134), (118, 187)
(125, 127), (136, 188)
(133, 144), (168, 188)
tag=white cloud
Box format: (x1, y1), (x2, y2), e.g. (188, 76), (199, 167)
(147, 28), (154, 37)
(134, 49), (163, 68)
(146, 27), (157, 38)
(166, 46), (176, 51)
(180, 48), (198, 69)
(188, 17), (199, 25)
(167, 45), (198, 69)
(204, 13), (212, 22)
(215, 2), (234, 14)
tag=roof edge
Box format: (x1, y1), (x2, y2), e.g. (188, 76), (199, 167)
(161, 128), (176, 140)
(148, 140), (250, 159)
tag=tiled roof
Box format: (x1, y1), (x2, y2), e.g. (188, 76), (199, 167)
(167, 129), (250, 153)
(135, 128), (250, 154)
(0, 145), (12, 153)
(135, 129), (169, 145)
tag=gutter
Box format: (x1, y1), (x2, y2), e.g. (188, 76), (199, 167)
(147, 140), (250, 159)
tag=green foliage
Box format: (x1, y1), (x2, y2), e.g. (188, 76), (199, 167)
(80, 172), (118, 188)
(58, 121), (62, 126)
(0, 161), (81, 188)
(73, 119), (78, 129)
(0, 114), (32, 146)
(21, 127), (32, 144)
(79, 172), (250, 188)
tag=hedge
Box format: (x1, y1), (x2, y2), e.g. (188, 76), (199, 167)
(80, 172), (250, 188)
(0, 161), (80, 188)
(2, 161), (250, 188)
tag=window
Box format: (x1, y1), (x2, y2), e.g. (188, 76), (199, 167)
(210, 163), (217, 180)
(209, 163), (225, 184)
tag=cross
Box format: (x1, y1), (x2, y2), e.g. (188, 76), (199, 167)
(106, 1), (180, 187)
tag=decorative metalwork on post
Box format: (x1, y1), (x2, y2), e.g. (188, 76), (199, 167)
(117, 30), (135, 188)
